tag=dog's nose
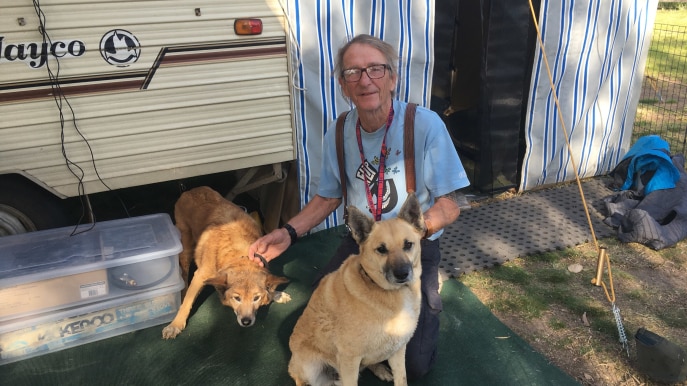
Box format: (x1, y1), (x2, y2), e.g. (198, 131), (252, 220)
(240, 318), (253, 327)
(392, 265), (411, 283)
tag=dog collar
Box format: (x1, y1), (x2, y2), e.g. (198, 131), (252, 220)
(359, 265), (373, 284)
(254, 253), (269, 267)
(243, 254), (269, 267)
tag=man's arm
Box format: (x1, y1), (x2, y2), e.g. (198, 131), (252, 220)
(423, 190), (463, 238)
(248, 194), (342, 265)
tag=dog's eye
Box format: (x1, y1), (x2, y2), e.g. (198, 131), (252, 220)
(376, 244), (388, 254)
(253, 295), (261, 302)
(403, 240), (413, 251)
(233, 295), (241, 302)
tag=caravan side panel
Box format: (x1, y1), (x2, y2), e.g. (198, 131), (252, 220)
(0, 0), (295, 197)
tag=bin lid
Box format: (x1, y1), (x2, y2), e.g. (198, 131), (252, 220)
(0, 214), (181, 288)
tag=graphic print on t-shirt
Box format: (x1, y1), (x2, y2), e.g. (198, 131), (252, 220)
(355, 159), (398, 215)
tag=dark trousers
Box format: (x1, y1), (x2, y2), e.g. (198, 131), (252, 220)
(313, 235), (442, 380)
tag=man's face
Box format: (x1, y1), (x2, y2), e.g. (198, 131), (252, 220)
(339, 43), (397, 115)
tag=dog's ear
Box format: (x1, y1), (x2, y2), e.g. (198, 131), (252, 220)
(265, 273), (289, 292)
(398, 193), (425, 235)
(347, 205), (375, 244)
(205, 275), (229, 291)
(265, 274), (290, 304)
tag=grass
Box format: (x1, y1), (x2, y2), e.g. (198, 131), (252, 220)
(643, 8), (686, 87)
(655, 7), (687, 25)
(644, 24), (687, 77)
(634, 8), (687, 153)
(645, 7), (686, 85)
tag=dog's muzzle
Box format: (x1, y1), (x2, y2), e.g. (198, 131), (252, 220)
(239, 316), (255, 327)
(386, 263), (413, 284)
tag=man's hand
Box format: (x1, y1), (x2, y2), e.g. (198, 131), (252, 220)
(248, 228), (292, 267)
(248, 194), (342, 266)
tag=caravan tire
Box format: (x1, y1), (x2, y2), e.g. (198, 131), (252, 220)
(0, 175), (71, 236)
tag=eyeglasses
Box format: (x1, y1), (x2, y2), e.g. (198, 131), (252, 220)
(341, 64), (389, 82)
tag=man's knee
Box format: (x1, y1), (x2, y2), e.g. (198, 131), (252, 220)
(405, 304), (440, 380)
(406, 347), (437, 380)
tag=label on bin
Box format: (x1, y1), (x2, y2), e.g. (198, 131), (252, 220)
(0, 292), (179, 363)
(80, 281), (107, 299)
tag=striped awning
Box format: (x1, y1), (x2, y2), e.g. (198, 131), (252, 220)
(521, 0), (658, 191)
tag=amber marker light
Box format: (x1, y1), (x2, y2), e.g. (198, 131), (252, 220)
(234, 19), (263, 35)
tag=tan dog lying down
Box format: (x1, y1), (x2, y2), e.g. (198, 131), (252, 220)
(288, 193), (425, 386)
(162, 186), (290, 339)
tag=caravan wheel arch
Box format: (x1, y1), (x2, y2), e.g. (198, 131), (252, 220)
(0, 174), (73, 235)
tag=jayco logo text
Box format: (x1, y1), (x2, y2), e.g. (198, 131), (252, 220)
(0, 36), (86, 68)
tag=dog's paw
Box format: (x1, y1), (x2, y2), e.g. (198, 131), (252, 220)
(161, 324), (183, 339)
(367, 363), (393, 381)
(273, 291), (292, 303)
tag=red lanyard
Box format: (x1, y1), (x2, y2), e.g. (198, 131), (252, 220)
(355, 106), (395, 221)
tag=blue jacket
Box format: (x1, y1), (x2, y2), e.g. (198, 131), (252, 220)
(621, 135), (681, 194)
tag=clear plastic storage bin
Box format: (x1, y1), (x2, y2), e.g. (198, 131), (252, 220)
(0, 214), (183, 321)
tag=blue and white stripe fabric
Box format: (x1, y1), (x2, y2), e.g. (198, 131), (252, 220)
(521, 0), (658, 191)
(283, 0), (435, 231)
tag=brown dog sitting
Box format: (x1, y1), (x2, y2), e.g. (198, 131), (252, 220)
(288, 193), (425, 386)
(162, 186), (290, 339)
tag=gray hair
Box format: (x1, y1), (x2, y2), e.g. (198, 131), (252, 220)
(333, 34), (399, 80)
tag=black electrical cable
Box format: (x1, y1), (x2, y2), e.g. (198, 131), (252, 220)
(32, 1), (131, 235)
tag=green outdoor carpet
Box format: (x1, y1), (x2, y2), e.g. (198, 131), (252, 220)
(0, 226), (579, 385)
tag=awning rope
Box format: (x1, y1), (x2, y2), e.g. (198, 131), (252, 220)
(527, 0), (629, 355)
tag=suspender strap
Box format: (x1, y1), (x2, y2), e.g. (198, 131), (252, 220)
(335, 103), (417, 222)
(335, 111), (350, 222)
(404, 103), (417, 193)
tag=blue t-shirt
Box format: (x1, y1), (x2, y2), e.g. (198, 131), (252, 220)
(318, 100), (470, 239)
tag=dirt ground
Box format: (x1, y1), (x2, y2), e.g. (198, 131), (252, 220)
(461, 234), (687, 385)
